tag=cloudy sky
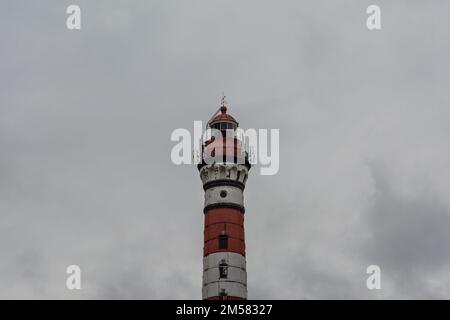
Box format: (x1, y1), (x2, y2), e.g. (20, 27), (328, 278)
(1, 0), (450, 299)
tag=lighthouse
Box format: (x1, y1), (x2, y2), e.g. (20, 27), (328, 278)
(198, 98), (251, 300)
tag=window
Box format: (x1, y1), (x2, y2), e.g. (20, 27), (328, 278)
(219, 260), (228, 279)
(220, 190), (227, 198)
(214, 122), (235, 130)
(226, 122), (236, 130)
(219, 289), (228, 300)
(219, 234), (228, 249)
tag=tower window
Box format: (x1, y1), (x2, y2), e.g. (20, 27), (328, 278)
(219, 234), (228, 249)
(219, 289), (228, 300)
(219, 260), (228, 279)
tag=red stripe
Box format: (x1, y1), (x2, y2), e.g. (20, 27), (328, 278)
(205, 208), (244, 226)
(204, 223), (244, 241)
(204, 237), (245, 256)
(204, 208), (246, 256)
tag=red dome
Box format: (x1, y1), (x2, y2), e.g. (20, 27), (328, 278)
(209, 105), (238, 124)
(210, 113), (237, 123)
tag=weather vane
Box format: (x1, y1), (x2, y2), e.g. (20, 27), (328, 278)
(221, 93), (227, 107)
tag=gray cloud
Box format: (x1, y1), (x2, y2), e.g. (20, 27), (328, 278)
(362, 162), (450, 298)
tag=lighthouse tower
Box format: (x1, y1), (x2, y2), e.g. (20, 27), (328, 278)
(198, 99), (251, 300)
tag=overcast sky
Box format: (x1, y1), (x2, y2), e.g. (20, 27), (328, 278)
(1, 0), (450, 299)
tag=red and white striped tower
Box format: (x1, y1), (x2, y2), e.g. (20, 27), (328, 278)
(198, 99), (251, 300)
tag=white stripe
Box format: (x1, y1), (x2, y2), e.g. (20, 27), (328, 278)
(203, 252), (246, 270)
(202, 281), (247, 299)
(204, 185), (243, 207)
(203, 266), (247, 285)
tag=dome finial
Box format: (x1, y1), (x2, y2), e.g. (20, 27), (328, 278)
(220, 93), (227, 113)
